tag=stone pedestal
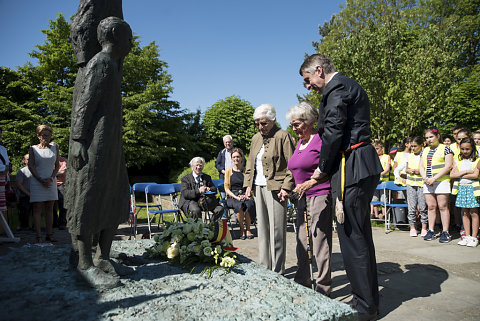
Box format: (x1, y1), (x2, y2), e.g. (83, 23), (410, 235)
(0, 240), (356, 320)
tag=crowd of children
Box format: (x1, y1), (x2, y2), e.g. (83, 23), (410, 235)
(372, 126), (480, 248)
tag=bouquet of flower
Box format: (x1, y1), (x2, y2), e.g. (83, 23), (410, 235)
(146, 218), (238, 277)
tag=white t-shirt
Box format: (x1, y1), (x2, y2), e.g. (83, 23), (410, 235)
(254, 144), (267, 186)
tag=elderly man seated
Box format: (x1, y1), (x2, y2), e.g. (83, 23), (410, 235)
(179, 157), (224, 221)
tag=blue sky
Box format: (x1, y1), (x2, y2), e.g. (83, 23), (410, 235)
(0, 0), (345, 129)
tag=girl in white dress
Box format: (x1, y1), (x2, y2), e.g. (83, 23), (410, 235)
(28, 125), (59, 243)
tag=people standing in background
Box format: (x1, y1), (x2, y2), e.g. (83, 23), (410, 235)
(405, 136), (428, 237)
(419, 127), (453, 243)
(450, 137), (480, 247)
(473, 131), (480, 147)
(28, 125), (59, 243)
(371, 139), (390, 220)
(442, 135), (454, 146)
(450, 124), (467, 155)
(16, 154), (32, 231)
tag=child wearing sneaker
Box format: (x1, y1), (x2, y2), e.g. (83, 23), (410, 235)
(450, 137), (480, 247)
(371, 140), (390, 220)
(419, 127), (454, 243)
(405, 136), (428, 237)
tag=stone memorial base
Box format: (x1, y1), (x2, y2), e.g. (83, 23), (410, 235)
(0, 240), (355, 320)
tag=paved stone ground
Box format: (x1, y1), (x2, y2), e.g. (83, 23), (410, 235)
(1, 220), (480, 320)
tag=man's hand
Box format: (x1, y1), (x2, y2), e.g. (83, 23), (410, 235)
(72, 141), (87, 171)
(311, 170), (329, 184)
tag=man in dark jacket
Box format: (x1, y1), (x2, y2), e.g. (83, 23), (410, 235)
(298, 54), (382, 321)
(179, 157), (224, 221)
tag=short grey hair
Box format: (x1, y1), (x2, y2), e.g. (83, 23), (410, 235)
(299, 54), (336, 76)
(189, 157), (205, 167)
(286, 101), (318, 125)
(253, 104), (276, 122)
(223, 135), (233, 142)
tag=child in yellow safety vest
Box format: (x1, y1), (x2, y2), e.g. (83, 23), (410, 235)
(419, 127), (454, 243)
(405, 136), (428, 237)
(450, 137), (480, 247)
(371, 140), (390, 219)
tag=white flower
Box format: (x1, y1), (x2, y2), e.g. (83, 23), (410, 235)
(187, 232), (196, 241)
(215, 245), (222, 254)
(203, 247), (213, 256)
(220, 256), (236, 268)
(183, 223), (193, 234)
(201, 240), (210, 248)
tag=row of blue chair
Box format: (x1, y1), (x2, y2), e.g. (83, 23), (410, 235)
(130, 183), (183, 239)
(370, 180), (409, 233)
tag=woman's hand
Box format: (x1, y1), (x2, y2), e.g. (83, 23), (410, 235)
(424, 177), (435, 186)
(245, 187), (252, 199)
(294, 178), (317, 197)
(277, 189), (289, 202)
(41, 177), (53, 188)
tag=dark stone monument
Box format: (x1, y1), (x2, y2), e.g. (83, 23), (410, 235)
(65, 0), (132, 288)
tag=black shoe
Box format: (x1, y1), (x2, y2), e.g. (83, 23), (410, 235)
(239, 235), (246, 240)
(357, 310), (378, 321)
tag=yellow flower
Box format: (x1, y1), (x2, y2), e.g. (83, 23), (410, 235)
(167, 244), (180, 259)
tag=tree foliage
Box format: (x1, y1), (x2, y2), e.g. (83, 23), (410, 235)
(308, 0), (480, 147)
(203, 95), (257, 153)
(1, 14), (204, 178)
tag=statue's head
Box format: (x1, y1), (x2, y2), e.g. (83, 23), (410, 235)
(97, 17), (132, 57)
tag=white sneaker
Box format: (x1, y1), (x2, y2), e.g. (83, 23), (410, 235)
(410, 229), (418, 237)
(458, 236), (469, 246)
(467, 237), (479, 247)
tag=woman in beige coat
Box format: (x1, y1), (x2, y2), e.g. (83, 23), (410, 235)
(244, 104), (296, 274)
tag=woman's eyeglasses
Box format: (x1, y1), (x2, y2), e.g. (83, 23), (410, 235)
(254, 121), (269, 127)
(289, 121), (303, 129)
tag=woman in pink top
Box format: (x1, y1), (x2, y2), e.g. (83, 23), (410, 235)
(287, 101), (332, 296)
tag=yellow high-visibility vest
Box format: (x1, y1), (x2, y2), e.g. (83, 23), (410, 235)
(379, 154), (390, 181)
(422, 144), (450, 182)
(394, 152), (407, 186)
(451, 158), (480, 196)
(406, 153), (423, 187)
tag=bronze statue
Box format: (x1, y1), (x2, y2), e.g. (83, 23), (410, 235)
(65, 15), (132, 289)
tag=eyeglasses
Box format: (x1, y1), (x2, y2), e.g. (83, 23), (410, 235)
(289, 121), (304, 129)
(254, 121), (270, 127)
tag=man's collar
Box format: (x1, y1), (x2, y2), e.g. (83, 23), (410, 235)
(325, 72), (338, 85)
(192, 172), (202, 179)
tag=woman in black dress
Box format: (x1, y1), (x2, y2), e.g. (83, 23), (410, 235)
(224, 148), (256, 239)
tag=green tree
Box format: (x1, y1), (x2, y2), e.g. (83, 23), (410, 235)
(310, 0), (480, 147)
(2, 14), (196, 178)
(203, 95), (257, 153)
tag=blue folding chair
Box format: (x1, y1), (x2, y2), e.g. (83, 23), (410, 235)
(145, 183), (183, 239)
(384, 181), (409, 233)
(370, 181), (388, 231)
(132, 182), (159, 238)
